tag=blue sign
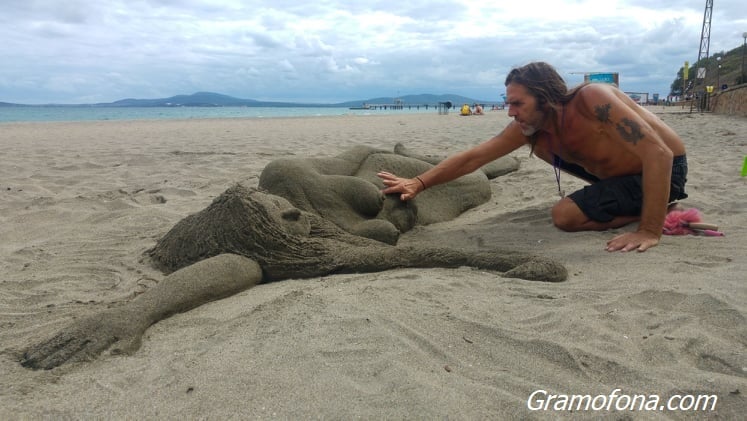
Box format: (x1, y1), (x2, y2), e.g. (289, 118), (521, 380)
(588, 73), (617, 84)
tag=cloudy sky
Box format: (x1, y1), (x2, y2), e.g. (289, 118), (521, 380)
(2, 0), (745, 104)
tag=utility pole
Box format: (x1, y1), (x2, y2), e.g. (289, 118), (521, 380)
(690, 0), (713, 112)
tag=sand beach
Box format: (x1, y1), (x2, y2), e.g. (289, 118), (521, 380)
(0, 109), (745, 419)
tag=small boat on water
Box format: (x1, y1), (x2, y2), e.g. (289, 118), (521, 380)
(349, 103), (371, 110)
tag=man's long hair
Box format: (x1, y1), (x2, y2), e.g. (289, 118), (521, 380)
(504, 62), (572, 109)
(504, 62), (586, 147)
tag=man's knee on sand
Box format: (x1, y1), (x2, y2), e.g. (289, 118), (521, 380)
(551, 198), (589, 231)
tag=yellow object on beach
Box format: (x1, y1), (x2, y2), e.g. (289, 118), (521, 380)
(460, 104), (471, 116)
(742, 156), (747, 177)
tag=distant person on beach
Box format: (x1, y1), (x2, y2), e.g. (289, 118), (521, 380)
(378, 61), (688, 252)
(474, 104), (484, 115)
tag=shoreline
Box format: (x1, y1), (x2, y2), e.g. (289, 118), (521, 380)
(0, 105), (442, 124)
(0, 103), (701, 125)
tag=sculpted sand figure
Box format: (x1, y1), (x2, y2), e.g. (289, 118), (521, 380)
(392, 142), (520, 180)
(22, 149), (565, 370)
(258, 145), (498, 245)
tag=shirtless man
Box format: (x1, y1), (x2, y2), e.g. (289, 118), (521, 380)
(378, 62), (688, 252)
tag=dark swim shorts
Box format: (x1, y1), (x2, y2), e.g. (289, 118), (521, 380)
(565, 155), (688, 223)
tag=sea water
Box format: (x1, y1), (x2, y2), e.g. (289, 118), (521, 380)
(0, 106), (436, 123)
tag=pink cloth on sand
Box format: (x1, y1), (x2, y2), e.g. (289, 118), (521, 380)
(663, 208), (723, 236)
(663, 208), (703, 235)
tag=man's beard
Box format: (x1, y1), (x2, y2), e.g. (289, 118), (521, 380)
(521, 123), (540, 136)
(519, 110), (545, 136)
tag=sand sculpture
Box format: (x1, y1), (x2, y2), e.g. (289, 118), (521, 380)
(257, 145), (495, 245)
(21, 146), (566, 370)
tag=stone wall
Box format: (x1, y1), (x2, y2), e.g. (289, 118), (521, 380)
(709, 84), (747, 117)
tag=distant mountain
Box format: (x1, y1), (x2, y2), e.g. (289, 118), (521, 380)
(105, 92), (502, 108)
(107, 92), (236, 107)
(105, 92), (265, 107)
(1, 92), (503, 108)
(100, 92), (362, 108)
(333, 94), (501, 107)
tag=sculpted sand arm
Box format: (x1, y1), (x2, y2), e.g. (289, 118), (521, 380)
(21, 255), (262, 370)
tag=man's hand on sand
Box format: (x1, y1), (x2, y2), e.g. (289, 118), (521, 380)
(377, 171), (422, 201)
(606, 230), (660, 252)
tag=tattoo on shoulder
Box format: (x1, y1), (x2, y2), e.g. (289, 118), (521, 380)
(594, 103), (612, 123)
(593, 102), (644, 145)
(616, 118), (644, 145)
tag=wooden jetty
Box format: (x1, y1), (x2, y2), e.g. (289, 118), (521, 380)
(349, 101), (434, 111)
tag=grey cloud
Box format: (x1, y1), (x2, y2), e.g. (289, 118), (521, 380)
(245, 30), (284, 49)
(2, 0), (745, 104)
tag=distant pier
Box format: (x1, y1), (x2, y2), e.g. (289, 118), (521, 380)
(349, 102), (434, 111)
(348, 101), (499, 113)
(351, 98), (431, 111)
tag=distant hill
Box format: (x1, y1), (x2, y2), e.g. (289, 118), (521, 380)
(106, 92), (254, 107)
(336, 93), (501, 108)
(1, 92), (503, 108)
(671, 44), (747, 95)
(106, 92), (502, 108)
(102, 92), (302, 107)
